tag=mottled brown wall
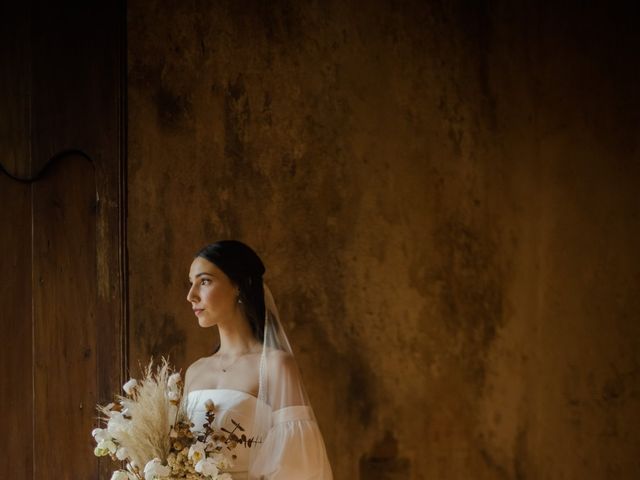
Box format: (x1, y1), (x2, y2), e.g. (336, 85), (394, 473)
(127, 1), (640, 479)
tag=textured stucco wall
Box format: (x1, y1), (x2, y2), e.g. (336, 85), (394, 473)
(127, 1), (640, 478)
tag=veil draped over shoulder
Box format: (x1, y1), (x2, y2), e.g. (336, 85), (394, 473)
(247, 282), (333, 479)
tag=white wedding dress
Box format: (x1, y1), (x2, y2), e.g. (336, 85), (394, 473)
(188, 389), (332, 480)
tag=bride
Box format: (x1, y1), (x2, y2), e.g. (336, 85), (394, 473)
(184, 240), (333, 480)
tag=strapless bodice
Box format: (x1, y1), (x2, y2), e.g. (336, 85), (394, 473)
(186, 388), (332, 480)
(187, 389), (258, 480)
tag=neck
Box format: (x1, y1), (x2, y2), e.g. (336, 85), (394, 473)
(217, 309), (260, 356)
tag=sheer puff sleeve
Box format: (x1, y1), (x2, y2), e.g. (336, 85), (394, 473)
(249, 351), (333, 480)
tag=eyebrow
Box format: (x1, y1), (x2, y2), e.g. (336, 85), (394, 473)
(188, 272), (214, 282)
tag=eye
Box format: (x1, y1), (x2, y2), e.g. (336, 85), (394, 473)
(201, 278), (210, 285)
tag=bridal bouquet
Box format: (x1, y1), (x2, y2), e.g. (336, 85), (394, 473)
(92, 358), (255, 480)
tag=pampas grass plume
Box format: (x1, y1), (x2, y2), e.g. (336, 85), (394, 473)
(99, 357), (186, 470)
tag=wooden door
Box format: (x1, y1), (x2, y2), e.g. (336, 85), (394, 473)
(0, 2), (125, 479)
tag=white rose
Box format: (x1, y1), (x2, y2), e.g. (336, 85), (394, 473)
(188, 441), (206, 463)
(143, 458), (171, 480)
(194, 457), (219, 477)
(123, 378), (138, 395)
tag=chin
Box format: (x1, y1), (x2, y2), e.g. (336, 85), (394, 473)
(198, 316), (216, 328)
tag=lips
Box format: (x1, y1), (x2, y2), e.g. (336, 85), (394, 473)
(193, 308), (204, 316)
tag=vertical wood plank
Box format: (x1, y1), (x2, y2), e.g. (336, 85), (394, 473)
(32, 155), (98, 478)
(0, 1), (31, 178)
(0, 175), (33, 477)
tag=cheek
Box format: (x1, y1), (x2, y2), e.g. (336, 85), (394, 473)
(203, 285), (233, 309)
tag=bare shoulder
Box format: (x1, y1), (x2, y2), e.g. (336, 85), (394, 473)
(186, 355), (209, 373)
(184, 356), (210, 390)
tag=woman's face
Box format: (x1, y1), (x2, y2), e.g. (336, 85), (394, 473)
(187, 256), (239, 328)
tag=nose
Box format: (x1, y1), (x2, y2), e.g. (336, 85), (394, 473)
(186, 284), (198, 304)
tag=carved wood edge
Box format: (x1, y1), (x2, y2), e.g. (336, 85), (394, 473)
(0, 149), (95, 183)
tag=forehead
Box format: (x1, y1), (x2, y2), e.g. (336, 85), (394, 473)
(189, 256), (222, 277)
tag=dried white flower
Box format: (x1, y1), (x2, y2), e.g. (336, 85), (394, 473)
(91, 427), (109, 443)
(168, 372), (181, 390)
(94, 439), (117, 457)
(110, 470), (133, 480)
(194, 457), (219, 477)
(188, 441), (206, 463)
(167, 403), (178, 426)
(143, 458), (171, 480)
(210, 452), (233, 470)
(115, 446), (128, 460)
(107, 411), (129, 436)
(123, 378), (138, 395)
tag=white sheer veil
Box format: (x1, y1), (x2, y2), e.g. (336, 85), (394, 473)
(247, 281), (321, 478)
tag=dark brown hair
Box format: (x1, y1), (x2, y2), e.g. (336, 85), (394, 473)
(195, 240), (266, 346)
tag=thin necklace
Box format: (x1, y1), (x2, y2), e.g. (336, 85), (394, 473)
(218, 352), (248, 373)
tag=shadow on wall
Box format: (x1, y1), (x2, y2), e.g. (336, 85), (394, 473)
(360, 431), (411, 480)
